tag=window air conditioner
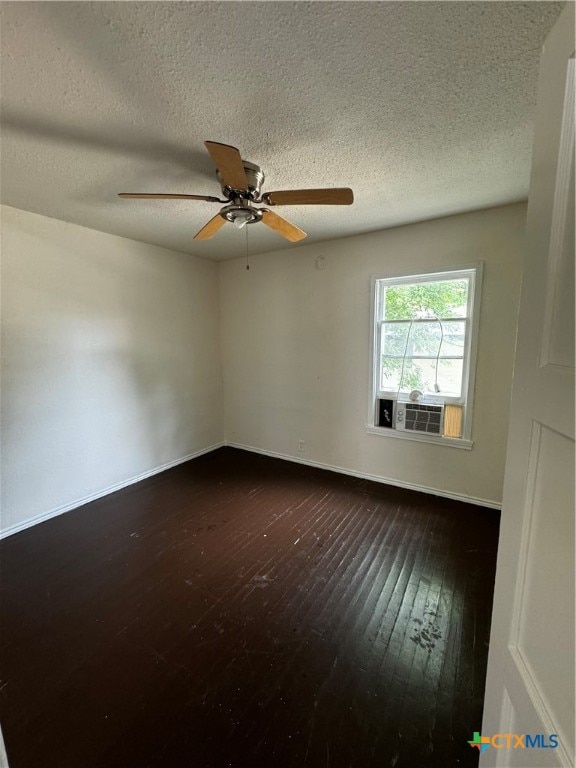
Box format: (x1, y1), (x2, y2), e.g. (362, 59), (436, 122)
(395, 402), (444, 435)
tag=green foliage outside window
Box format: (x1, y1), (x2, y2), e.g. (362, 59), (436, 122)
(381, 279), (469, 393)
(383, 279), (468, 320)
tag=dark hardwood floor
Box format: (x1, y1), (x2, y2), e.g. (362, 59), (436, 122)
(0, 447), (500, 768)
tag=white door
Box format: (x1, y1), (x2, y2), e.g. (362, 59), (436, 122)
(481, 4), (575, 768)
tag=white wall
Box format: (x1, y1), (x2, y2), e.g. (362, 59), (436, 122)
(1, 205), (223, 535)
(219, 203), (526, 506)
(1, 202), (525, 536)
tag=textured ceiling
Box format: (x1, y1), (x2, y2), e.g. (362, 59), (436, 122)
(0, 1), (563, 260)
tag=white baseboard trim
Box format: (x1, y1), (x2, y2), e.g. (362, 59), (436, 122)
(0, 442), (225, 540)
(226, 441), (502, 510)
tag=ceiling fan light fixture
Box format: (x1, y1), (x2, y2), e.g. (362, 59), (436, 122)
(233, 214), (250, 229)
(221, 200), (262, 228)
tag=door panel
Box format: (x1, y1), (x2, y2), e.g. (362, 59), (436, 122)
(514, 424), (575, 752)
(481, 5), (575, 768)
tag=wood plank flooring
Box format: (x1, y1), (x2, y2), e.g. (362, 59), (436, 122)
(0, 447), (500, 768)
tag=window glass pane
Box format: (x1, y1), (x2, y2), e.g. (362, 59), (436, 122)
(381, 357), (439, 392)
(381, 322), (411, 357)
(410, 322), (443, 355)
(380, 356), (411, 391)
(436, 358), (464, 396)
(382, 320), (466, 358)
(383, 279), (469, 321)
(438, 320), (466, 356)
(380, 357), (464, 396)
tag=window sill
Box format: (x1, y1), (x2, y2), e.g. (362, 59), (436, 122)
(366, 425), (473, 450)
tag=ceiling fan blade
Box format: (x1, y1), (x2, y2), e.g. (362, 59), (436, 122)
(204, 141), (248, 190)
(119, 193), (223, 202)
(261, 210), (307, 242)
(264, 188), (354, 206)
(194, 213), (226, 241)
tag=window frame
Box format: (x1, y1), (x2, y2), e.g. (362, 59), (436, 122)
(367, 264), (483, 449)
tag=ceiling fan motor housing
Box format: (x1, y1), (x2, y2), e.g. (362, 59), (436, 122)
(217, 160), (265, 201)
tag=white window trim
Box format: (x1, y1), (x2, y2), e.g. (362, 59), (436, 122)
(367, 263), (483, 448)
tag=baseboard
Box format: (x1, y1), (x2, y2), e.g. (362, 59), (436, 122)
(0, 442), (225, 540)
(226, 441), (502, 509)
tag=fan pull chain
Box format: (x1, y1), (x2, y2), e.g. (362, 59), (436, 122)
(245, 223), (250, 271)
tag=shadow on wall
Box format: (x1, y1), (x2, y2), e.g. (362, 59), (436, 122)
(1, 222), (217, 524)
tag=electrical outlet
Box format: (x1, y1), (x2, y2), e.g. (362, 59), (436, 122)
(298, 440), (305, 453)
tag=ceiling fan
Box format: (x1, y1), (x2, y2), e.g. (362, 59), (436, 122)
(119, 141), (354, 243)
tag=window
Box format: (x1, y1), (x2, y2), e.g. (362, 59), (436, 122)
(368, 266), (482, 447)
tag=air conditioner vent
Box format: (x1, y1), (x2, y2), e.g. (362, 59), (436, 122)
(396, 403), (443, 435)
